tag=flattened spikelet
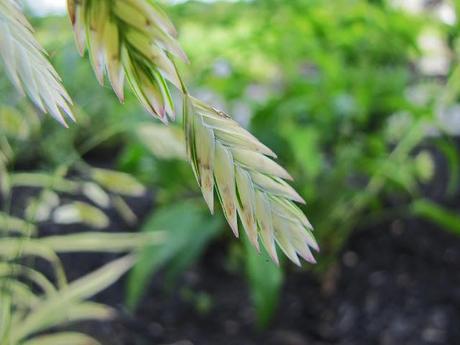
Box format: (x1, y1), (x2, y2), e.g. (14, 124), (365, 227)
(0, 0), (74, 125)
(65, 0), (318, 265)
(67, 0), (186, 122)
(184, 96), (318, 265)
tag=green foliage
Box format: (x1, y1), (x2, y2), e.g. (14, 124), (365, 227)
(411, 199), (460, 235)
(171, 0), (457, 270)
(0, 234), (158, 345)
(437, 140), (460, 196)
(0, 106), (163, 344)
(0, 167), (163, 344)
(6, 256), (133, 344)
(243, 236), (283, 328)
(1, 0), (460, 331)
(126, 199), (223, 309)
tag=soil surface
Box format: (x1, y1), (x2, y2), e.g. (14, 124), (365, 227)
(4, 141), (460, 345)
(72, 217), (460, 345)
(23, 191), (460, 345)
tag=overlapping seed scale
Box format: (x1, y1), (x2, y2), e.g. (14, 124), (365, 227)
(191, 114), (215, 213)
(103, 19), (124, 100)
(231, 148), (292, 180)
(0, 0), (74, 125)
(112, 0), (187, 62)
(67, 0), (87, 55)
(68, 0), (182, 121)
(235, 167), (258, 248)
(124, 29), (181, 88)
(0, 1), (32, 31)
(270, 196), (313, 230)
(185, 96), (318, 265)
(250, 172), (305, 203)
(192, 99), (275, 157)
(214, 141), (238, 236)
(68, 0), (112, 86)
(273, 215), (316, 264)
(254, 190), (278, 262)
(122, 62), (173, 123)
(112, 0), (177, 37)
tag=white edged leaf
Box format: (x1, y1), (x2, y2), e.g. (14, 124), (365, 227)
(21, 332), (101, 345)
(53, 202), (109, 229)
(91, 168), (145, 197)
(38, 232), (165, 253)
(82, 182), (110, 209)
(0, 263), (56, 296)
(12, 256), (135, 342)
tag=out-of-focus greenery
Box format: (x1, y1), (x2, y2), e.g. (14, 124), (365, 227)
(172, 0), (460, 270)
(2, 0), (460, 327)
(127, 200), (223, 308)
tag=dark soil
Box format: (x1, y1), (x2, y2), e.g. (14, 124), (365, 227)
(14, 189), (458, 345)
(5, 140), (460, 345)
(67, 216), (459, 345)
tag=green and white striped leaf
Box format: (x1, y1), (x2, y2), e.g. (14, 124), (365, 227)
(38, 232), (165, 253)
(22, 332), (101, 345)
(0, 212), (36, 235)
(53, 201), (110, 229)
(3, 281), (40, 307)
(82, 182), (110, 208)
(91, 168), (145, 197)
(11, 255), (134, 343)
(0, 239), (67, 288)
(0, 263), (56, 296)
(9, 173), (78, 193)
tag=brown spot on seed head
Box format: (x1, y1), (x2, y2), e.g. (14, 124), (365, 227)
(204, 175), (212, 189)
(226, 203), (235, 217)
(243, 210), (253, 227)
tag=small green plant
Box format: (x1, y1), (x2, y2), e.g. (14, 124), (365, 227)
(126, 199), (223, 308)
(0, 154), (165, 345)
(2, 0), (460, 333)
(1, 251), (138, 345)
(0, 0), (321, 335)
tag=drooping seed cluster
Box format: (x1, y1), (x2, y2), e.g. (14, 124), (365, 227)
(66, 0), (318, 265)
(185, 97), (318, 264)
(0, 0), (318, 265)
(0, 0), (74, 125)
(67, 0), (187, 122)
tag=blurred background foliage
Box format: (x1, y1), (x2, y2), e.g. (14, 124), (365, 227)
(2, 0), (460, 327)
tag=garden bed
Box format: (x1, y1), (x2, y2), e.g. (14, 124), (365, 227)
(36, 198), (460, 345)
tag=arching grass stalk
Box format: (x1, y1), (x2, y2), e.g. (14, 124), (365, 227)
(0, 0), (319, 265)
